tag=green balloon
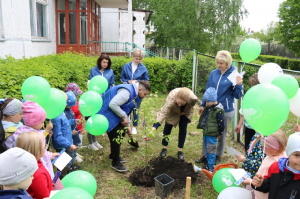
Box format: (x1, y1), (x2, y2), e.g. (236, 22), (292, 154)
(88, 75), (109, 94)
(271, 74), (299, 99)
(242, 84), (289, 136)
(212, 168), (238, 193)
(239, 38), (261, 63)
(79, 91), (102, 116)
(86, 114), (109, 136)
(52, 187), (93, 199)
(39, 88), (66, 119)
(21, 76), (51, 104)
(61, 170), (97, 196)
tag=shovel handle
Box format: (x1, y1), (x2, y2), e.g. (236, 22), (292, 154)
(185, 176), (191, 199)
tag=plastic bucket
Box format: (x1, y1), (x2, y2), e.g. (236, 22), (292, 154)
(154, 174), (174, 198)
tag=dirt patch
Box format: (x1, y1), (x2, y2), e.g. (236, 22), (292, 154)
(128, 156), (198, 189)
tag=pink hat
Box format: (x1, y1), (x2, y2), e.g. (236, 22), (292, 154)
(65, 83), (83, 96)
(22, 101), (46, 127)
(265, 135), (280, 150)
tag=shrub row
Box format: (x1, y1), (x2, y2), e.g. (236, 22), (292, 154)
(231, 53), (300, 70)
(0, 52), (194, 99)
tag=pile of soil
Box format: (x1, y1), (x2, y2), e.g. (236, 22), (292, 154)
(128, 156), (198, 189)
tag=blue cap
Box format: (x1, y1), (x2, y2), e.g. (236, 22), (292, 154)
(66, 91), (76, 107)
(203, 87), (217, 102)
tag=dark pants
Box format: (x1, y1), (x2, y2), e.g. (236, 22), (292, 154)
(132, 98), (142, 127)
(107, 123), (126, 162)
(244, 127), (256, 152)
(162, 115), (189, 148)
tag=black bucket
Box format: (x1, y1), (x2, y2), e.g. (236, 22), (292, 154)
(154, 174), (174, 198)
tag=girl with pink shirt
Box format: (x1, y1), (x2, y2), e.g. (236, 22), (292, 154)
(243, 130), (288, 199)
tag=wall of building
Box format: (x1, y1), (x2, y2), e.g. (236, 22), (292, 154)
(0, 0), (56, 59)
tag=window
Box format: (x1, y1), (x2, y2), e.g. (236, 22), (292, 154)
(30, 0), (48, 38)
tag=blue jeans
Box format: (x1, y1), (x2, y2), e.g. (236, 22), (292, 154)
(72, 134), (81, 146)
(203, 135), (217, 170)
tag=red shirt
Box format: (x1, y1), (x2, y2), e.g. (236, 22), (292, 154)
(71, 100), (83, 131)
(27, 160), (53, 199)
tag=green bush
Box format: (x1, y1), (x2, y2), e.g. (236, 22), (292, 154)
(0, 52), (195, 99)
(274, 57), (289, 69)
(289, 59), (300, 71)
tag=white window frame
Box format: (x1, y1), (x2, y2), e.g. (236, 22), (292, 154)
(30, 0), (49, 38)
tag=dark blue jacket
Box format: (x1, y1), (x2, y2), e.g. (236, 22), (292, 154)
(51, 112), (74, 149)
(98, 84), (137, 132)
(89, 66), (115, 90)
(120, 62), (149, 83)
(202, 65), (243, 112)
(0, 190), (33, 199)
(64, 108), (81, 146)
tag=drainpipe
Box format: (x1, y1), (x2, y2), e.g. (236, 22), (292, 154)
(128, 0), (132, 56)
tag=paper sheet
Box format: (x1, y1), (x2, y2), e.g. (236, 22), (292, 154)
(54, 152), (72, 171)
(227, 70), (245, 86)
(229, 169), (247, 181)
(226, 146), (241, 157)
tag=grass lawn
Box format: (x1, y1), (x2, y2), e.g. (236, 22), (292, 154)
(62, 93), (297, 199)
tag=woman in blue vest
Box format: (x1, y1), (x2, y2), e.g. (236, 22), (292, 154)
(99, 81), (151, 172)
(196, 50), (243, 165)
(87, 54), (115, 151)
(120, 49), (149, 135)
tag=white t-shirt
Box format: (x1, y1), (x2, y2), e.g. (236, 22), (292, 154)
(132, 62), (138, 79)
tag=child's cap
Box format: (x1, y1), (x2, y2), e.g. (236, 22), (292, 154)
(66, 91), (76, 107)
(65, 83), (83, 96)
(286, 132), (300, 156)
(1, 98), (22, 115)
(22, 101), (46, 127)
(265, 135), (280, 150)
(203, 87), (217, 102)
(0, 147), (38, 185)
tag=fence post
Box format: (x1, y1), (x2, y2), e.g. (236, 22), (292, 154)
(192, 49), (196, 93)
(232, 61), (242, 142)
(166, 47), (169, 59)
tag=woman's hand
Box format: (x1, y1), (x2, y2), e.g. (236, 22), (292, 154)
(294, 124), (300, 132)
(235, 124), (242, 133)
(236, 76), (243, 85)
(75, 119), (81, 125)
(198, 106), (204, 115)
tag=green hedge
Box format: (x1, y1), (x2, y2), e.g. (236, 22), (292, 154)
(231, 53), (298, 70)
(0, 52), (194, 99)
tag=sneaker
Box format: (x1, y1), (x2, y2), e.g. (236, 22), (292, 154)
(215, 156), (221, 165)
(111, 161), (128, 173)
(109, 157), (126, 163)
(88, 143), (99, 151)
(178, 151), (184, 160)
(195, 156), (207, 164)
(160, 148), (167, 158)
(132, 127), (137, 135)
(93, 141), (103, 149)
(76, 153), (83, 158)
(202, 165), (213, 173)
(75, 156), (83, 163)
(128, 138), (139, 148)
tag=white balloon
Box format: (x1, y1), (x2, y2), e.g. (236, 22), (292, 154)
(258, 63), (283, 84)
(289, 88), (300, 117)
(217, 187), (252, 199)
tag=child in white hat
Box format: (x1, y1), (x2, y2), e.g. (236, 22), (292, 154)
(252, 132), (300, 199)
(0, 147), (38, 199)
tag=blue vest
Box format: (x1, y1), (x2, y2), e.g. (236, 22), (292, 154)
(99, 84), (137, 132)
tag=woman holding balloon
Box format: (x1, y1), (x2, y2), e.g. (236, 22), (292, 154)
(197, 50), (243, 165)
(86, 54), (115, 151)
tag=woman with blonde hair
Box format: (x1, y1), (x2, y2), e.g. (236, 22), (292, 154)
(197, 50), (244, 165)
(152, 87), (201, 160)
(16, 131), (53, 199)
